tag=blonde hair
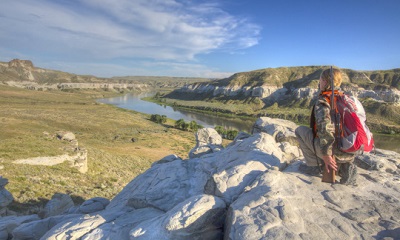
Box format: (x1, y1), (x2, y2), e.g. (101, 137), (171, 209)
(320, 68), (342, 90)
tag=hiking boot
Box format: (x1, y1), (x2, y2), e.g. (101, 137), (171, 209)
(339, 162), (358, 185)
(299, 163), (321, 176)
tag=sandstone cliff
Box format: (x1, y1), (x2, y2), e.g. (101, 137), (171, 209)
(1, 117), (399, 239)
(165, 67), (400, 133)
(170, 67), (400, 104)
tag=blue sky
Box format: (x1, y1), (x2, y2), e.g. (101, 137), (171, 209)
(0, 0), (399, 78)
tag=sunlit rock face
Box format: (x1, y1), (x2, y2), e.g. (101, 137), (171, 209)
(2, 117), (400, 240)
(177, 81), (400, 104)
(7, 59), (35, 81)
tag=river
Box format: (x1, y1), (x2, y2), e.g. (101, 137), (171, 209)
(98, 92), (255, 132)
(98, 92), (400, 153)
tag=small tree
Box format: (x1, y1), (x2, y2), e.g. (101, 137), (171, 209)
(226, 130), (239, 140)
(150, 114), (167, 124)
(175, 119), (186, 129)
(161, 115), (167, 123)
(214, 125), (225, 135)
(182, 122), (190, 131)
(189, 120), (199, 132)
(214, 126), (238, 140)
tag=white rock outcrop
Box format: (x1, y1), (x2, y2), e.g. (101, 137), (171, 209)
(12, 131), (88, 173)
(2, 117), (400, 239)
(189, 128), (223, 159)
(38, 193), (75, 219)
(177, 82), (400, 104)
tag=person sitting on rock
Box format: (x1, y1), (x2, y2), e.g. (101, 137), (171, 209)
(295, 67), (357, 185)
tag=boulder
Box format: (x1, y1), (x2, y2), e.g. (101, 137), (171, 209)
(0, 177), (13, 208)
(355, 149), (400, 174)
(77, 197), (110, 214)
(130, 194), (226, 240)
(107, 159), (191, 212)
(204, 160), (269, 204)
(252, 117), (298, 142)
(80, 208), (164, 240)
(189, 128), (223, 158)
(252, 117), (302, 161)
(38, 193), (74, 218)
(0, 215), (39, 240)
(40, 209), (129, 240)
(56, 131), (76, 142)
(12, 214), (82, 240)
(195, 128), (222, 146)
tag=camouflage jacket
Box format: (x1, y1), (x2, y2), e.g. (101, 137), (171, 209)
(311, 92), (354, 162)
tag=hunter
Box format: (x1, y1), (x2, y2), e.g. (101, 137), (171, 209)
(295, 68), (357, 185)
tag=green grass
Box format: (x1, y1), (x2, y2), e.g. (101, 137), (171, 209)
(0, 85), (196, 212)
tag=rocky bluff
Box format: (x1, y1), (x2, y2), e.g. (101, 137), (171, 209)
(172, 74), (400, 105)
(166, 67), (400, 133)
(1, 117), (399, 239)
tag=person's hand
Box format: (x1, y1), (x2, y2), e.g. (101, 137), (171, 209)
(321, 155), (337, 173)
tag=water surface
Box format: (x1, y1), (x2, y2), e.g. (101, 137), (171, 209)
(98, 92), (255, 132)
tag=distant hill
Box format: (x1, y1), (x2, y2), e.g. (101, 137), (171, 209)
(0, 59), (106, 84)
(196, 66), (400, 90)
(0, 59), (211, 89)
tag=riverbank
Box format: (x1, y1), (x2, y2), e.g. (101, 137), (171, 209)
(141, 95), (400, 153)
(144, 95), (400, 134)
(143, 96), (308, 127)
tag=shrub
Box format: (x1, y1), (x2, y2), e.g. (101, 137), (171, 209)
(189, 120), (199, 132)
(175, 119), (186, 129)
(175, 119), (203, 132)
(214, 126), (239, 140)
(150, 114), (167, 124)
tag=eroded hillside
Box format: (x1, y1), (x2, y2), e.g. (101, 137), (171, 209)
(164, 66), (400, 133)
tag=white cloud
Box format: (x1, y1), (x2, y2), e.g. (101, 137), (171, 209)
(0, 0), (260, 77)
(0, 0), (260, 59)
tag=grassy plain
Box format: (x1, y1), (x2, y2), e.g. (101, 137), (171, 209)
(0, 85), (197, 212)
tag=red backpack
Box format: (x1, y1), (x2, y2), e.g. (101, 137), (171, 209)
(320, 90), (375, 153)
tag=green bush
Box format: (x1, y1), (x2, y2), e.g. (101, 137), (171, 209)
(214, 125), (239, 140)
(150, 114), (167, 124)
(175, 119), (203, 132)
(175, 119), (186, 129)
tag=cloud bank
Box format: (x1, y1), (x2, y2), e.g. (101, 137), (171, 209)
(0, 0), (261, 77)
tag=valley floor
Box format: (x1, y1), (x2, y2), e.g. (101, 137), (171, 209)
(0, 85), (197, 213)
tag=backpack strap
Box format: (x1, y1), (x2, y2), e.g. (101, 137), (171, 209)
(317, 90), (345, 151)
(310, 105), (316, 137)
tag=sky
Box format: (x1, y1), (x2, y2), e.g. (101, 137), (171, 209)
(0, 0), (399, 78)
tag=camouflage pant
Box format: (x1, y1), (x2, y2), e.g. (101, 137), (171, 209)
(295, 126), (354, 166)
(295, 126), (325, 167)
